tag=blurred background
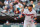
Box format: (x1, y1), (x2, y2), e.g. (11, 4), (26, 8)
(0, 0), (40, 27)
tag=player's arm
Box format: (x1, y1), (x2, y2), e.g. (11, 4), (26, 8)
(14, 13), (25, 20)
(16, 9), (26, 19)
(32, 11), (37, 22)
(14, 10), (26, 20)
(34, 11), (37, 20)
(33, 11), (37, 24)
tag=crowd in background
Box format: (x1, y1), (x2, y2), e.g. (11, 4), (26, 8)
(0, 0), (40, 16)
(0, 0), (40, 15)
(0, 0), (40, 14)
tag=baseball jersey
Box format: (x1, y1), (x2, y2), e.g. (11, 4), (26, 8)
(23, 9), (37, 21)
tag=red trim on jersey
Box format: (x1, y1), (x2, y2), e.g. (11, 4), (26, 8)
(26, 14), (34, 16)
(22, 13), (34, 16)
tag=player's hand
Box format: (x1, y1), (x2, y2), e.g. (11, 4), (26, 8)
(34, 18), (37, 20)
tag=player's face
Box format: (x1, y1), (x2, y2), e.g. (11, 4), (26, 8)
(28, 6), (32, 10)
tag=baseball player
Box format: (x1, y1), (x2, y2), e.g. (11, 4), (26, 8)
(14, 5), (37, 27)
(23, 5), (37, 27)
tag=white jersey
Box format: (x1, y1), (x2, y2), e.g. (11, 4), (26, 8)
(23, 9), (37, 21)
